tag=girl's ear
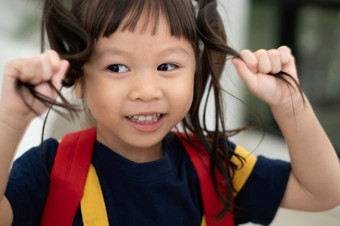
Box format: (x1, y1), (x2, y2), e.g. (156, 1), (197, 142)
(74, 80), (84, 99)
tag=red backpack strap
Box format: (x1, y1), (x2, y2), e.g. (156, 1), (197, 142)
(174, 132), (234, 226)
(40, 127), (97, 226)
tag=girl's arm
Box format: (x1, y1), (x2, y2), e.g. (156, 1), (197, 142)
(0, 50), (68, 225)
(232, 46), (340, 211)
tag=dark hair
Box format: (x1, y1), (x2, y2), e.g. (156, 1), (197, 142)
(17, 0), (303, 221)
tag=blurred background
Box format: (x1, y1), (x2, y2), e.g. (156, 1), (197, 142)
(0, 0), (339, 225)
(245, 0), (340, 158)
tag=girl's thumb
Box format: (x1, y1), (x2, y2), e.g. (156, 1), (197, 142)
(232, 57), (256, 86)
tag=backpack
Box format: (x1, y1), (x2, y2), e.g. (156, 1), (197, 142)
(40, 127), (256, 225)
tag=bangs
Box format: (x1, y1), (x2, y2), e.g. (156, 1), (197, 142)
(78, 0), (197, 43)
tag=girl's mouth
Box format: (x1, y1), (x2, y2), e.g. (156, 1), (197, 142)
(126, 114), (165, 133)
(127, 114), (163, 124)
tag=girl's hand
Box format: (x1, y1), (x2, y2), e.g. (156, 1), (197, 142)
(232, 46), (302, 110)
(0, 50), (69, 122)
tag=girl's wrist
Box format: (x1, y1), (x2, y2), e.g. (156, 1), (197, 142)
(0, 105), (33, 131)
(270, 92), (309, 119)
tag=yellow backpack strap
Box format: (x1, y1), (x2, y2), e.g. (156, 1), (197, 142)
(80, 164), (109, 226)
(201, 215), (207, 226)
(231, 145), (257, 196)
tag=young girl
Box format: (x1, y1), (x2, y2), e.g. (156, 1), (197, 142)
(1, 0), (340, 225)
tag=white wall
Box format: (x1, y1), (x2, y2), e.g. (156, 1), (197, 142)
(212, 0), (250, 130)
(0, 1), (42, 158)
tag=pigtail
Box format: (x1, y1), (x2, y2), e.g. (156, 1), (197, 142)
(179, 0), (241, 220)
(42, 0), (93, 87)
(184, 0), (305, 221)
(191, 0), (240, 220)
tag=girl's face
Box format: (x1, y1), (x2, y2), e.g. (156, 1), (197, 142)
(76, 13), (196, 162)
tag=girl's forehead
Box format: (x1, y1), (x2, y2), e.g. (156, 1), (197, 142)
(90, 14), (195, 62)
(87, 0), (197, 44)
(94, 18), (191, 54)
(93, 10), (172, 49)
(118, 8), (170, 35)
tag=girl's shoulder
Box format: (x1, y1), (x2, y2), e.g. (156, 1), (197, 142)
(14, 138), (59, 173)
(6, 138), (59, 225)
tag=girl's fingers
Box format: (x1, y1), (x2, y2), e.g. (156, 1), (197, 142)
(254, 49), (272, 74)
(9, 58), (39, 83)
(267, 49), (281, 74)
(239, 49), (258, 74)
(41, 50), (62, 83)
(278, 46), (294, 65)
(7, 50), (64, 86)
(52, 59), (69, 88)
(278, 46), (297, 79)
(46, 49), (62, 72)
(40, 55), (52, 83)
(1, 50), (69, 116)
(231, 57), (257, 90)
(239, 46), (294, 76)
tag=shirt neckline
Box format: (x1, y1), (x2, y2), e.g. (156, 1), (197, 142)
(92, 133), (183, 183)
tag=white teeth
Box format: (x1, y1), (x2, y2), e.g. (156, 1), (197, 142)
(128, 114), (162, 124)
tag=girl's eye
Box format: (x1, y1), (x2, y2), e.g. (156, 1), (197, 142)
(157, 63), (178, 71)
(107, 64), (128, 73)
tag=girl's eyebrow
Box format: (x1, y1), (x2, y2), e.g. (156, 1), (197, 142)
(95, 48), (128, 58)
(159, 47), (192, 56)
(96, 46), (192, 58)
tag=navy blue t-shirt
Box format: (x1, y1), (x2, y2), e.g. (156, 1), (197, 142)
(6, 133), (290, 225)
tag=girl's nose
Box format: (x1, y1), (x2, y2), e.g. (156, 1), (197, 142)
(128, 72), (164, 102)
